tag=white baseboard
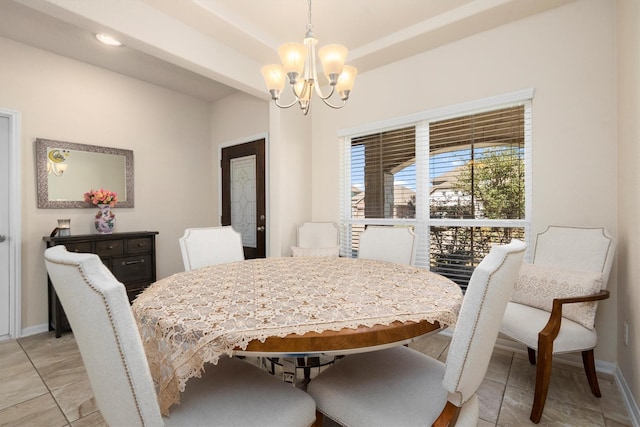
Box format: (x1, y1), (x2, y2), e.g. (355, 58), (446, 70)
(615, 365), (640, 427)
(21, 323), (49, 338)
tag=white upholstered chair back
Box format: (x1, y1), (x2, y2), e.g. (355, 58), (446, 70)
(358, 226), (416, 266)
(443, 239), (526, 406)
(533, 226), (615, 288)
(298, 222), (339, 248)
(291, 222), (340, 257)
(179, 226), (244, 271)
(44, 245), (163, 426)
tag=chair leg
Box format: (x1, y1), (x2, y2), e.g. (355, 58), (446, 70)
(315, 410), (324, 427)
(527, 347), (536, 365)
(531, 338), (554, 423)
(582, 350), (601, 397)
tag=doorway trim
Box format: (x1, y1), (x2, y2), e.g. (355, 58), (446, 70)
(0, 108), (21, 339)
(218, 132), (269, 257)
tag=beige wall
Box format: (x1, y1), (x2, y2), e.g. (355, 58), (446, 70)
(616, 0), (640, 407)
(268, 106), (312, 256)
(0, 37), (215, 330)
(311, 0), (619, 363)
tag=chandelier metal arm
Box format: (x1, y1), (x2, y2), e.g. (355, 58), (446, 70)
(319, 96), (347, 110)
(274, 98), (301, 109)
(278, 80), (346, 111)
(313, 82), (335, 100)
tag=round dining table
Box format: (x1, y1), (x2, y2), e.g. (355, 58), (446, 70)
(132, 256), (462, 415)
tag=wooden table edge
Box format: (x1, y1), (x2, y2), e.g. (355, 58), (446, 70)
(237, 319), (442, 354)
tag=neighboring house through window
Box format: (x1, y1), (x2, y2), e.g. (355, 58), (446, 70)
(340, 90), (533, 291)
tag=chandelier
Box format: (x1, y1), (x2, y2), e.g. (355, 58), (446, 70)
(260, 0), (357, 115)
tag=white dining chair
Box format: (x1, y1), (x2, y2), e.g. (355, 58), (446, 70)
(291, 222), (340, 257)
(500, 226), (615, 423)
(179, 226), (244, 271)
(358, 225), (416, 265)
(44, 245), (316, 427)
(307, 239), (526, 427)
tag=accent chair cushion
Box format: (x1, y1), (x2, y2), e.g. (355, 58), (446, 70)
(510, 262), (602, 329)
(291, 246), (340, 257)
(501, 302), (598, 352)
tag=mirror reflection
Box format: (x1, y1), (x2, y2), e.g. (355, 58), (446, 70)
(36, 138), (134, 208)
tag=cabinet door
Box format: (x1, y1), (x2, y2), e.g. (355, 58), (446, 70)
(111, 255), (153, 283)
(63, 242), (93, 253)
(126, 237), (153, 254)
(95, 240), (124, 257)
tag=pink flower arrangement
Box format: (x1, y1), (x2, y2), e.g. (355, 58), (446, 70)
(84, 189), (118, 207)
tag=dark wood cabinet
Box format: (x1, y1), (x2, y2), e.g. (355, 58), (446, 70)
(44, 231), (159, 337)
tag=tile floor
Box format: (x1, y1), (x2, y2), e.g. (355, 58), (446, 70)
(0, 331), (632, 427)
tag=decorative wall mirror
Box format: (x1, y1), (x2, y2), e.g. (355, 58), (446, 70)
(35, 138), (134, 208)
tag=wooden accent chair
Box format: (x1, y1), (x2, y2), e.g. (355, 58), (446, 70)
(358, 225), (417, 266)
(307, 240), (526, 427)
(291, 222), (340, 257)
(44, 245), (316, 427)
(179, 226), (244, 271)
(500, 226), (615, 423)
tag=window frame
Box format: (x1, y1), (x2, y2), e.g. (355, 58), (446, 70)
(339, 89), (534, 271)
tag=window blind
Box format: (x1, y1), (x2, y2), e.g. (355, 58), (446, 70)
(341, 95), (532, 291)
(351, 127), (416, 220)
(428, 106), (526, 290)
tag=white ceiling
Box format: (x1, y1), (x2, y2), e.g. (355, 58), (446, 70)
(0, 0), (574, 102)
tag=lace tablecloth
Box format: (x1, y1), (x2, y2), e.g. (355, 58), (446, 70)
(132, 257), (463, 415)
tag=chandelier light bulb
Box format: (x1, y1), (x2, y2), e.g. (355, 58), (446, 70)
(318, 44), (347, 84)
(278, 43), (307, 82)
(336, 65), (357, 100)
(261, 64), (286, 93)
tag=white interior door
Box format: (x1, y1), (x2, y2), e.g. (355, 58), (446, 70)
(0, 109), (20, 340)
(0, 115), (10, 338)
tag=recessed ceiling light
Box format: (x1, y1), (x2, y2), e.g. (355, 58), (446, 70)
(95, 33), (122, 46)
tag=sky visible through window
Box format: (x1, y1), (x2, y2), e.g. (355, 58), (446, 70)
(351, 144), (469, 192)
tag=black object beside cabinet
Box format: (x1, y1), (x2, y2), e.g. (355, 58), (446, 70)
(44, 231), (159, 337)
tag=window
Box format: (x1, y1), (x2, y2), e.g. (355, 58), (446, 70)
(340, 91), (532, 290)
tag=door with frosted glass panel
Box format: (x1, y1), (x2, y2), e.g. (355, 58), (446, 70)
(221, 139), (266, 259)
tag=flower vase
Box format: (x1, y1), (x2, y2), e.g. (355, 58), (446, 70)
(94, 204), (115, 234)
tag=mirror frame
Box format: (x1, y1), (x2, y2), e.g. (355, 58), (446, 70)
(36, 138), (134, 208)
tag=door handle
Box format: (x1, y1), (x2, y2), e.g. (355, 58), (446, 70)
(257, 226), (265, 232)
(0, 235), (6, 243)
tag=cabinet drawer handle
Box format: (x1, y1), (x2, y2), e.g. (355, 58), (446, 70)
(137, 243), (145, 247)
(108, 245), (114, 249)
(122, 259), (145, 266)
